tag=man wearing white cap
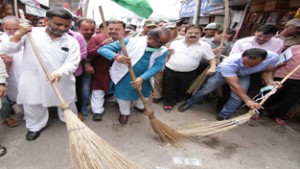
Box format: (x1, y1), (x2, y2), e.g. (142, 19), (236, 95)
(279, 18), (300, 49)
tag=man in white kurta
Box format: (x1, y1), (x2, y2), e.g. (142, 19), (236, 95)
(0, 15), (23, 127)
(0, 8), (80, 140)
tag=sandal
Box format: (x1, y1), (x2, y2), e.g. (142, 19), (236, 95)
(164, 105), (173, 112)
(250, 114), (260, 120)
(273, 118), (286, 125)
(4, 118), (19, 127)
(0, 145), (7, 157)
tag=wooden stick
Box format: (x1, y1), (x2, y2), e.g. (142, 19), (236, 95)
(99, 6), (109, 38)
(220, 0), (229, 47)
(14, 0), (19, 18)
(117, 35), (152, 115)
(260, 63), (300, 105)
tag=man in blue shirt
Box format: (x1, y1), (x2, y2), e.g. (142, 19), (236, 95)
(99, 28), (171, 124)
(178, 48), (280, 120)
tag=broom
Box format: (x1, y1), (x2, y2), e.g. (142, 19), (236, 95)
(178, 62), (300, 137)
(19, 10), (143, 169)
(118, 35), (188, 144)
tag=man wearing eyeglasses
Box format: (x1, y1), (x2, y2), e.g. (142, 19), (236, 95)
(98, 28), (171, 124)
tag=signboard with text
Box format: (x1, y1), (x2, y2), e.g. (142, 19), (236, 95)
(179, 0), (224, 18)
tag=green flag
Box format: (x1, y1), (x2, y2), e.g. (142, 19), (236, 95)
(112, 0), (153, 18)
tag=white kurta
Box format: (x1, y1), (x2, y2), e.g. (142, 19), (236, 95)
(0, 33), (23, 101)
(0, 27), (80, 107)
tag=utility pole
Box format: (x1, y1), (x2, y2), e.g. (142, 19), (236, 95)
(193, 0), (202, 26)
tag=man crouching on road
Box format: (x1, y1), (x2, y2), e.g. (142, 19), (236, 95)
(178, 48), (281, 120)
(0, 8), (80, 140)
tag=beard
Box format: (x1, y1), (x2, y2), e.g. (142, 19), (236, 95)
(47, 26), (65, 37)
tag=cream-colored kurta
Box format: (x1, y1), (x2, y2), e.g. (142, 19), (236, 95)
(0, 27), (80, 107)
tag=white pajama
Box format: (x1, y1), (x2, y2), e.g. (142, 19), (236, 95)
(91, 90), (105, 114)
(24, 102), (77, 132)
(117, 98), (147, 115)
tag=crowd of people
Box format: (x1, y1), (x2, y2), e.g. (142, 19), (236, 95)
(0, 7), (299, 157)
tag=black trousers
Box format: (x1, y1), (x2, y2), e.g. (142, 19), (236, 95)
(264, 77), (300, 119)
(162, 67), (197, 106)
(75, 74), (83, 112)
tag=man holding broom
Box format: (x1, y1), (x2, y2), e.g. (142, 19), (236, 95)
(0, 8), (80, 140)
(178, 48), (281, 120)
(99, 28), (171, 124)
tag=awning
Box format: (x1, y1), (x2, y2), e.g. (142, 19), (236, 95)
(19, 0), (49, 16)
(25, 5), (47, 16)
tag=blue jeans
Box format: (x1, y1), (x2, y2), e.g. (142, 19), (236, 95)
(81, 72), (91, 115)
(0, 96), (12, 119)
(187, 72), (250, 118)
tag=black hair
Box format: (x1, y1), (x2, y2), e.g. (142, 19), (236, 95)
(185, 24), (202, 33)
(148, 27), (171, 41)
(242, 48), (267, 60)
(46, 8), (73, 20)
(99, 21), (110, 29)
(77, 18), (96, 27)
(226, 28), (236, 35)
(257, 24), (279, 35)
(108, 20), (126, 29)
(216, 29), (223, 34)
(129, 24), (137, 31)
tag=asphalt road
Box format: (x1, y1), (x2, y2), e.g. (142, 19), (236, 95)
(0, 100), (300, 169)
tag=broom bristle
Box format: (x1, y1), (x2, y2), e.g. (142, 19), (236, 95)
(178, 110), (256, 137)
(149, 116), (188, 144)
(64, 109), (143, 169)
(187, 66), (210, 94)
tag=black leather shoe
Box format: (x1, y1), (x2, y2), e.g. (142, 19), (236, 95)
(152, 98), (162, 103)
(26, 131), (41, 141)
(92, 113), (103, 121)
(216, 116), (229, 121)
(133, 106), (145, 113)
(178, 102), (192, 112)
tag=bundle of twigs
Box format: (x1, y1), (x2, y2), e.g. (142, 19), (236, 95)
(65, 109), (143, 169)
(118, 35), (188, 144)
(187, 66), (210, 95)
(178, 62), (300, 137)
(19, 10), (142, 169)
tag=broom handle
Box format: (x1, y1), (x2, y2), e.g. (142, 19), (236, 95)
(259, 63), (300, 105)
(98, 6), (109, 38)
(220, 0), (229, 48)
(118, 35), (152, 115)
(14, 0), (19, 18)
(19, 10), (67, 106)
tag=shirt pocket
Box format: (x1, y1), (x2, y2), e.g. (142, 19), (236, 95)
(53, 47), (69, 62)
